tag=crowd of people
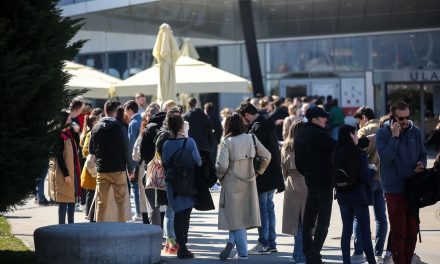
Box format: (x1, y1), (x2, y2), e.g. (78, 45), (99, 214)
(36, 92), (437, 264)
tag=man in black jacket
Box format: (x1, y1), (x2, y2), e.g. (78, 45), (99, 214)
(294, 107), (336, 264)
(236, 102), (284, 255)
(90, 100), (134, 222)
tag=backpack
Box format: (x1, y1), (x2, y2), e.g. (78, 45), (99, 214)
(334, 159), (358, 192)
(165, 138), (198, 197)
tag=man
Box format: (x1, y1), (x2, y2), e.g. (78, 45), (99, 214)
(124, 100), (142, 221)
(352, 106), (388, 263)
(294, 107), (336, 264)
(135, 93), (147, 114)
(268, 98), (289, 141)
(376, 100), (426, 264)
(204, 102), (223, 164)
(183, 97), (211, 153)
(90, 100), (134, 222)
(236, 102), (284, 255)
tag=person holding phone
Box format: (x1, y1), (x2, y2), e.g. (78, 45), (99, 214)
(376, 100), (427, 264)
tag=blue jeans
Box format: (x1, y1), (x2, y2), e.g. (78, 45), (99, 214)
(339, 202), (375, 264)
(293, 217), (306, 262)
(353, 180), (388, 256)
(131, 181), (140, 215)
(58, 203), (75, 224)
(229, 229), (248, 257)
(164, 206), (175, 239)
(36, 165), (48, 201)
(257, 189), (276, 248)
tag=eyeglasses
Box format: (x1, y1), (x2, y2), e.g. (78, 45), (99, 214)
(394, 115), (410, 121)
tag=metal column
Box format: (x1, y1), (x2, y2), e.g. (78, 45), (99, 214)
(238, 0), (265, 97)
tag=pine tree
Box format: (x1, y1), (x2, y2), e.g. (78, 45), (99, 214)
(0, 0), (85, 212)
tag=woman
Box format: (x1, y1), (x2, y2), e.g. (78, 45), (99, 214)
(161, 111), (202, 259)
(80, 114), (99, 219)
(281, 120), (307, 264)
(48, 111), (81, 224)
(334, 125), (376, 264)
(216, 112), (271, 260)
(282, 104), (301, 140)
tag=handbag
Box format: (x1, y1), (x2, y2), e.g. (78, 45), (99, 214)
(85, 154), (97, 178)
(251, 134), (262, 171)
(145, 152), (166, 190)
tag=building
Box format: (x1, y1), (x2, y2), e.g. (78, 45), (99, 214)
(60, 0), (440, 135)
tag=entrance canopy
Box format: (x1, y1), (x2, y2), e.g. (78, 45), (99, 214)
(115, 56), (250, 97)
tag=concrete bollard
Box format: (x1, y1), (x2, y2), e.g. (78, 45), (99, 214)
(34, 222), (162, 264)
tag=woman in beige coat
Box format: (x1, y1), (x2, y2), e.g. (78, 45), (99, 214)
(216, 112), (271, 260)
(281, 120), (307, 263)
(48, 112), (81, 224)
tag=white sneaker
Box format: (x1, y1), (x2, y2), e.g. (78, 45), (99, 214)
(351, 254), (365, 264)
(248, 243), (270, 255)
(132, 214), (142, 221)
(375, 255), (384, 264)
(412, 253), (427, 264)
(74, 203), (83, 212)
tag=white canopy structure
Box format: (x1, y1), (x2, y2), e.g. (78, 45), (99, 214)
(64, 61), (121, 99)
(115, 56), (250, 97)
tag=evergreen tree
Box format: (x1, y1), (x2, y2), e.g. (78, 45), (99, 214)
(0, 0), (85, 212)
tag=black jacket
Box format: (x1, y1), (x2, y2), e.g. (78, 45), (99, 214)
(248, 115), (285, 193)
(269, 106), (289, 141)
(90, 117), (132, 173)
(294, 122), (336, 189)
(140, 112), (167, 164)
(183, 108), (211, 152)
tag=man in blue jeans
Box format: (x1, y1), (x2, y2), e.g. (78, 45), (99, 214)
(236, 102), (285, 255)
(124, 100), (142, 221)
(352, 106), (388, 263)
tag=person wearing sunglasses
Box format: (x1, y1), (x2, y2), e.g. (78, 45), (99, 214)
(376, 100), (427, 264)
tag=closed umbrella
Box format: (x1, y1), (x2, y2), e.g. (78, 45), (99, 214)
(152, 23), (180, 102)
(180, 38), (199, 60)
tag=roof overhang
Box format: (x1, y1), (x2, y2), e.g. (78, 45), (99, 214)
(62, 0), (440, 41)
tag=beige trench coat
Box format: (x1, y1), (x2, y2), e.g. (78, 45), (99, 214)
(48, 138), (75, 203)
(281, 149), (308, 236)
(216, 133), (271, 231)
(132, 135), (148, 213)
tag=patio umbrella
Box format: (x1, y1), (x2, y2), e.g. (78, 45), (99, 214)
(115, 56), (251, 95)
(152, 23), (180, 102)
(180, 38), (199, 59)
(64, 61), (120, 99)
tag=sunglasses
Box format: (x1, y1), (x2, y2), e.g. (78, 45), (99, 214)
(394, 115), (410, 121)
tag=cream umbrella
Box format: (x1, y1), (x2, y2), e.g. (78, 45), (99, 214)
(180, 38), (200, 60)
(152, 23), (180, 102)
(64, 61), (120, 99)
(115, 56), (251, 95)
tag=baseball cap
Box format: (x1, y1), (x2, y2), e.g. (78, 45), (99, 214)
(305, 107), (329, 120)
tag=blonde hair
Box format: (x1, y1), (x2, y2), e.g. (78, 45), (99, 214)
(281, 120), (304, 155)
(162, 100), (177, 112)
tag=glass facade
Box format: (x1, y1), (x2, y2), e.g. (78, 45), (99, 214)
(268, 31), (440, 74)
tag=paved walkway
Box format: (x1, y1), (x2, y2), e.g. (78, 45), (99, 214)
(5, 159), (440, 263)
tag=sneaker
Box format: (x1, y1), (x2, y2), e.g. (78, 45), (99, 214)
(267, 247), (278, 253)
(38, 198), (49, 206)
(383, 255), (394, 264)
(412, 253), (427, 264)
(177, 250), (194, 259)
(351, 254), (365, 264)
(375, 255), (384, 264)
(248, 243), (270, 255)
(164, 243), (170, 254)
(236, 255), (248, 260)
(74, 204), (83, 212)
(220, 242), (234, 260)
(132, 214), (142, 221)
(168, 244), (179, 255)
